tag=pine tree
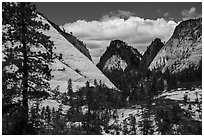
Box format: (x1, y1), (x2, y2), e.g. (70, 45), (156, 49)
(2, 2), (53, 134)
(129, 115), (137, 134)
(94, 79), (98, 87)
(62, 92), (69, 105)
(164, 68), (177, 91)
(67, 79), (74, 106)
(41, 106), (45, 119)
(45, 106), (51, 124)
(66, 79), (76, 122)
(29, 101), (42, 134)
(83, 81), (109, 134)
(51, 107), (56, 121)
(83, 81), (92, 134)
(139, 98), (154, 135)
(151, 76), (157, 95)
(85, 81), (91, 115)
(30, 106), (37, 128)
(156, 107), (172, 134)
(122, 119), (129, 135)
(52, 107), (67, 134)
(52, 85), (60, 100)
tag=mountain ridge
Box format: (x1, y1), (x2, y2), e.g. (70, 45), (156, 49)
(39, 13), (93, 61)
(3, 13), (118, 92)
(149, 18), (202, 73)
(97, 39), (142, 72)
(139, 38), (164, 70)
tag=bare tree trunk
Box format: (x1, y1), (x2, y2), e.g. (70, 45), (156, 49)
(22, 40), (28, 134)
(21, 3), (28, 134)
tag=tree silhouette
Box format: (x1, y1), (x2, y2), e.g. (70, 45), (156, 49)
(2, 2), (53, 134)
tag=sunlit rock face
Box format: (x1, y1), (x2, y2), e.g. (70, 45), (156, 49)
(97, 40), (142, 73)
(149, 18), (202, 74)
(139, 38), (164, 70)
(37, 14), (118, 92)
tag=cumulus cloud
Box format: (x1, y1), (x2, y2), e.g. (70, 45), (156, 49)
(168, 17), (175, 21)
(164, 12), (169, 17)
(182, 7), (201, 20)
(63, 14), (177, 64)
(100, 10), (136, 21)
(156, 9), (162, 13)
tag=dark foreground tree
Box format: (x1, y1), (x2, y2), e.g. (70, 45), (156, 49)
(2, 2), (53, 134)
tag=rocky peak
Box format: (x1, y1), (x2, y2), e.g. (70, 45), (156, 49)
(37, 14), (117, 92)
(97, 40), (142, 72)
(149, 18), (202, 73)
(96, 40), (142, 90)
(139, 38), (164, 70)
(46, 17), (93, 61)
(110, 39), (128, 49)
(172, 18), (202, 39)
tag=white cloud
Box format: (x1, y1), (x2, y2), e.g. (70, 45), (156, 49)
(168, 17), (175, 20)
(100, 10), (136, 21)
(63, 15), (177, 64)
(156, 9), (162, 13)
(164, 12), (169, 17)
(182, 7), (201, 20)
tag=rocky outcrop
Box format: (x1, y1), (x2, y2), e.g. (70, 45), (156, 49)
(37, 14), (117, 92)
(149, 18), (202, 74)
(97, 40), (142, 72)
(139, 38), (164, 70)
(46, 18), (92, 61)
(97, 40), (142, 90)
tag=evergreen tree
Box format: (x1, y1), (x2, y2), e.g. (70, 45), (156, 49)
(30, 106), (37, 130)
(51, 107), (56, 121)
(67, 79), (74, 106)
(164, 68), (177, 90)
(52, 85), (60, 100)
(52, 110), (67, 134)
(94, 79), (98, 87)
(129, 115), (137, 134)
(41, 106), (45, 119)
(81, 81), (113, 134)
(138, 98), (154, 135)
(45, 106), (51, 124)
(66, 79), (77, 122)
(122, 119), (129, 135)
(171, 104), (181, 124)
(61, 92), (69, 105)
(2, 2), (53, 134)
(156, 107), (172, 134)
(83, 81), (92, 134)
(29, 101), (42, 134)
(151, 76), (157, 95)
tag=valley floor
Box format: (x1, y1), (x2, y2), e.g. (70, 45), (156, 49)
(26, 87), (202, 135)
(105, 87), (202, 135)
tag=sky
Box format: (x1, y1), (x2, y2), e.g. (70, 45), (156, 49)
(34, 2), (202, 64)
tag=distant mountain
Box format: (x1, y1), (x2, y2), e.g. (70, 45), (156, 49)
(97, 40), (142, 72)
(2, 14), (117, 92)
(97, 40), (142, 90)
(47, 19), (93, 61)
(38, 14), (118, 92)
(149, 18), (202, 74)
(139, 38), (164, 70)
